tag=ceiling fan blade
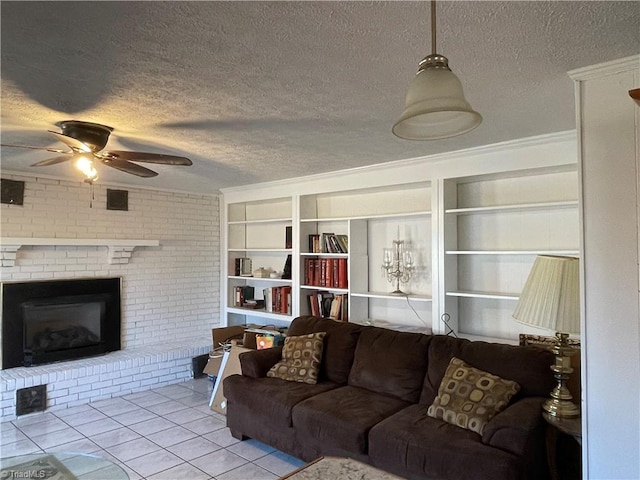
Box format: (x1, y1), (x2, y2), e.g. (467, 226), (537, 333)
(48, 131), (93, 153)
(0, 143), (70, 154)
(31, 154), (74, 167)
(101, 158), (158, 177)
(99, 150), (192, 165)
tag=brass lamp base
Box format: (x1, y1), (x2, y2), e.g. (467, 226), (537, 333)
(544, 332), (580, 418)
(543, 397), (580, 418)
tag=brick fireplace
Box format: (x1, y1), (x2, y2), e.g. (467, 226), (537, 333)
(0, 174), (220, 420)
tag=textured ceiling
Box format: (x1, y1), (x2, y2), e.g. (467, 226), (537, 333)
(1, 1), (638, 194)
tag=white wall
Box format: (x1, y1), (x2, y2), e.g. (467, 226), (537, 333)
(1, 174), (221, 352)
(572, 57), (640, 479)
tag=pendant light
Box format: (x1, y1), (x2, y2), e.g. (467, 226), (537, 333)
(393, 1), (482, 140)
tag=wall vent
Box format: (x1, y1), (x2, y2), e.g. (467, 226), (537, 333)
(1, 179), (25, 205)
(107, 189), (128, 211)
(16, 385), (46, 416)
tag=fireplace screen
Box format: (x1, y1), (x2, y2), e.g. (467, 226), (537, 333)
(2, 277), (121, 369)
(23, 296), (105, 361)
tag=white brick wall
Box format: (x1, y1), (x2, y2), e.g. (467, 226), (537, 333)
(0, 174), (221, 419)
(0, 344), (211, 419)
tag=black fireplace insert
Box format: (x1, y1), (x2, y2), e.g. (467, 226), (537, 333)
(2, 277), (121, 368)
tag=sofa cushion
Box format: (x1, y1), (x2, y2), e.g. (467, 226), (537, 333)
(223, 375), (339, 428)
(267, 332), (326, 384)
(369, 404), (523, 480)
(287, 316), (362, 384)
(427, 357), (521, 435)
(348, 326), (431, 403)
(420, 335), (555, 405)
(292, 385), (411, 455)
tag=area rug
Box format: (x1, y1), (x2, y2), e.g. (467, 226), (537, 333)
(1, 455), (78, 480)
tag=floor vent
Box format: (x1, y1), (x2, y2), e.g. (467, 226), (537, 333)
(16, 385), (46, 416)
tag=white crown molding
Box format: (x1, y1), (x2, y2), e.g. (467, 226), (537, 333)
(568, 55), (640, 81)
(221, 130), (577, 198)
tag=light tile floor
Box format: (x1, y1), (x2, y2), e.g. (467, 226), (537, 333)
(0, 378), (306, 479)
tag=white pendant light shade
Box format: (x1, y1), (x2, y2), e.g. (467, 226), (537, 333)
(393, 55), (482, 140)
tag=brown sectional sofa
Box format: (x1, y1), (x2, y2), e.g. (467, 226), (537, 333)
(224, 316), (555, 480)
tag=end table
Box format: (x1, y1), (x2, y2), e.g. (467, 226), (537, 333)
(543, 412), (582, 480)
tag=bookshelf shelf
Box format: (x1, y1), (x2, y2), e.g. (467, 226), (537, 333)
(228, 276), (292, 284)
(446, 250), (580, 256)
(300, 285), (349, 294)
(226, 307), (294, 321)
(228, 217), (291, 225)
(445, 200), (577, 215)
(228, 248), (292, 253)
(351, 291), (433, 302)
(300, 211), (431, 222)
(446, 290), (519, 301)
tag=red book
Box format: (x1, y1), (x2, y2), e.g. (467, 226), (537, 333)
(308, 292), (320, 316)
(304, 258), (311, 285)
(314, 259), (320, 286)
(280, 286), (290, 313)
(338, 258), (348, 288)
(273, 287), (279, 313)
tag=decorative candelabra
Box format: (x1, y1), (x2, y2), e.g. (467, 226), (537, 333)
(382, 240), (415, 295)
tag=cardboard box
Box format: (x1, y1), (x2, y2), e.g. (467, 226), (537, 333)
(202, 349), (224, 376)
(212, 325), (246, 349)
(209, 346), (252, 415)
(206, 325), (287, 415)
(203, 326), (246, 377)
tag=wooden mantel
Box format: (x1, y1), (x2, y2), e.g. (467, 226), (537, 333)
(0, 238), (160, 267)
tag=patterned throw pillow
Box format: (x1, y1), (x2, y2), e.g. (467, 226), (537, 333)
(427, 357), (521, 435)
(267, 332), (326, 384)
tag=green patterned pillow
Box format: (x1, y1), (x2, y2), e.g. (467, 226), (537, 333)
(427, 357), (521, 435)
(267, 332), (326, 384)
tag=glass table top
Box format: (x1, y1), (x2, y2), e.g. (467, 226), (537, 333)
(0, 452), (129, 480)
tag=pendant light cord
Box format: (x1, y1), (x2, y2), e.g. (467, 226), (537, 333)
(431, 0), (437, 55)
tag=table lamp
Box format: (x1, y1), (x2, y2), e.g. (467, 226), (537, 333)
(513, 255), (580, 418)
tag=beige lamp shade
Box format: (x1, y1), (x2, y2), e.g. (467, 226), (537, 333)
(513, 255), (580, 334)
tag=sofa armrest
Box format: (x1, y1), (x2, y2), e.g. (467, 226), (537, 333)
(239, 347), (283, 378)
(482, 396), (546, 455)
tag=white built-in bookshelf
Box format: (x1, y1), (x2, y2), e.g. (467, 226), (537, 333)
(439, 166), (579, 341)
(225, 197), (295, 325)
(220, 131), (580, 343)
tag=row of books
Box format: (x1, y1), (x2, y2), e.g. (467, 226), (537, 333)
(234, 285), (256, 307)
(308, 233), (348, 253)
(303, 257), (348, 289)
(263, 286), (292, 314)
(308, 291), (348, 322)
(233, 285), (291, 315)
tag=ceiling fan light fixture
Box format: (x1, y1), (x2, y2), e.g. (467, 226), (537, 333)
(393, 1), (482, 140)
(57, 120), (113, 152)
(75, 156), (99, 183)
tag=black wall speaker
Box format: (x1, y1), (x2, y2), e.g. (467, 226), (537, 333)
(1, 179), (25, 205)
(107, 189), (128, 211)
